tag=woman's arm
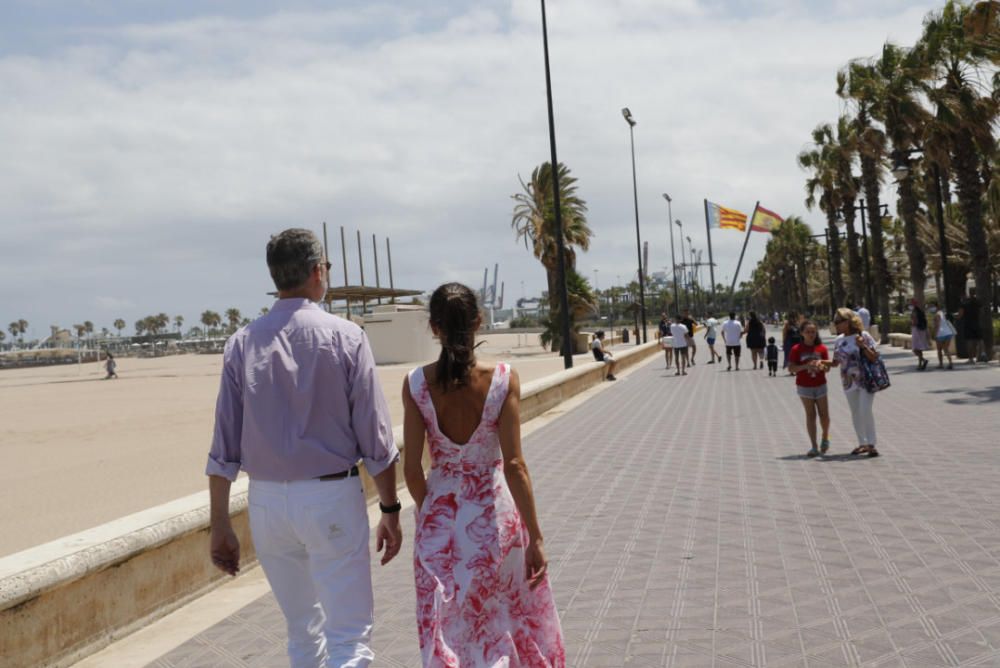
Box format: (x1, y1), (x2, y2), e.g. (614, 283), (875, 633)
(401, 378), (428, 511)
(498, 369), (542, 541)
(498, 368), (548, 589)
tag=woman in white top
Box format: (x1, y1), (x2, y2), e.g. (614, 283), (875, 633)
(830, 308), (881, 457)
(928, 299), (954, 370)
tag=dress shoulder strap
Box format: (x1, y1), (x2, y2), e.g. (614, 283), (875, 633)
(483, 363), (510, 427)
(407, 366), (436, 427)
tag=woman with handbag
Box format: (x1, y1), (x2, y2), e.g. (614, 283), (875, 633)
(831, 308), (882, 457)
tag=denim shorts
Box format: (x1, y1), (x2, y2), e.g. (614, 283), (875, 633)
(796, 385), (828, 400)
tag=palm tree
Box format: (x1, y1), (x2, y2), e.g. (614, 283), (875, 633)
(511, 162), (592, 350)
(920, 0), (998, 356)
(134, 319), (146, 337)
(113, 319), (125, 337)
(83, 321), (94, 345)
(838, 61), (893, 341)
(225, 308), (242, 334)
(0, 330), (6, 348)
(8, 322), (18, 347)
(870, 42), (931, 303)
(798, 123), (847, 307)
(201, 310), (222, 337)
(174, 315), (184, 335)
(830, 116), (865, 304)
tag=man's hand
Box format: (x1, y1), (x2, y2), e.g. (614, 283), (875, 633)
(525, 539), (548, 591)
(210, 524), (240, 576)
(375, 513), (402, 565)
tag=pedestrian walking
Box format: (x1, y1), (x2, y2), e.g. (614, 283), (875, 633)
(855, 303), (872, 331)
(788, 321), (831, 457)
(831, 307), (881, 458)
(103, 352), (118, 379)
(782, 311), (803, 371)
(206, 228), (402, 668)
(745, 311), (767, 370)
(670, 314), (689, 376)
(402, 282), (565, 668)
(910, 300), (930, 371)
(721, 311), (744, 371)
(703, 315), (723, 364)
(928, 299), (955, 369)
(766, 337), (779, 376)
(658, 314), (672, 369)
(681, 309), (698, 365)
(591, 331), (617, 381)
(958, 288), (984, 364)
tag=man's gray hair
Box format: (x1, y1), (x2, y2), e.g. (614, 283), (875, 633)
(266, 228), (325, 291)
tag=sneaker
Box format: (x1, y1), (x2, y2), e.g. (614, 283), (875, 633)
(606, 374), (617, 381)
(707, 360), (715, 365)
(806, 448), (820, 458)
(820, 438), (830, 455)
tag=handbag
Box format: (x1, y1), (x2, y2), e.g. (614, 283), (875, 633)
(859, 348), (890, 393)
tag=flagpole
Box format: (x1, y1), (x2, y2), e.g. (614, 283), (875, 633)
(728, 201), (758, 308)
(703, 199), (717, 310)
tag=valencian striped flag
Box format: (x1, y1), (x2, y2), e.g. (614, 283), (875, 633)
(750, 205), (784, 233)
(706, 201), (748, 231)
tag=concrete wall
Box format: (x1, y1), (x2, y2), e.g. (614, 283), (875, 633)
(0, 342), (659, 668)
(362, 305), (438, 365)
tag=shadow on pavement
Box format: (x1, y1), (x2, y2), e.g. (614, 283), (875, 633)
(776, 453), (877, 463)
(925, 384), (1000, 405)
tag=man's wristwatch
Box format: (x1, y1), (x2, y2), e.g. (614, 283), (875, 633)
(379, 499), (402, 514)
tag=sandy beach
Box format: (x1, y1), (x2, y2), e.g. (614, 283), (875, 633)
(0, 332), (634, 556)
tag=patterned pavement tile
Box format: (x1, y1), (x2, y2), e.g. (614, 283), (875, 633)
(147, 345), (1000, 667)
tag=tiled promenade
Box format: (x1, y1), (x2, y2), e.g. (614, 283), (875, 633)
(148, 346), (1000, 667)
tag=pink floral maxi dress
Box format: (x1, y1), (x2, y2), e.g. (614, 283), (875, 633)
(407, 363), (565, 668)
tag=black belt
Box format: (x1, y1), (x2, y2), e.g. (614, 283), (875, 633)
(317, 465), (360, 481)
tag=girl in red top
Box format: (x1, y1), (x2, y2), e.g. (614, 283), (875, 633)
(788, 320), (832, 457)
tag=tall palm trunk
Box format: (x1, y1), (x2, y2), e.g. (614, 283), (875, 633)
(825, 211), (846, 308)
(841, 203), (863, 304)
(544, 265), (560, 352)
(952, 127), (995, 357)
(897, 171), (927, 303)
(860, 154), (891, 343)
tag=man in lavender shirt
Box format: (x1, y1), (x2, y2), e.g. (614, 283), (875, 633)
(207, 228), (402, 668)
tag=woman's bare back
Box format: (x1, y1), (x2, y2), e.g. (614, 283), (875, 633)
(422, 361), (497, 445)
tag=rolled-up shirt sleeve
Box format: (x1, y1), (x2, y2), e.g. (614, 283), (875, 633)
(205, 336), (245, 481)
(348, 331), (399, 477)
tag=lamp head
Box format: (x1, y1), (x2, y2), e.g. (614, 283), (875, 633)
(674, 219), (682, 227)
(662, 193), (671, 202)
(621, 107), (636, 126)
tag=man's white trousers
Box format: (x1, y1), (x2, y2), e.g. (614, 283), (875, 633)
(248, 476), (374, 668)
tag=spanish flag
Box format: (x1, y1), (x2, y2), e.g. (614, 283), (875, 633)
(750, 205), (783, 233)
(706, 201), (747, 232)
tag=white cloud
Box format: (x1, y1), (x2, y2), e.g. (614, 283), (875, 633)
(0, 1), (941, 333)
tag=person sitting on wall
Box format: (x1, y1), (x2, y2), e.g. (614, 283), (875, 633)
(591, 330), (617, 381)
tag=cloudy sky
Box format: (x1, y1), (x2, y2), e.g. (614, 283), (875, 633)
(1, 0), (941, 338)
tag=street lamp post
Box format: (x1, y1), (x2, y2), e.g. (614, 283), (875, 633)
(837, 200), (883, 311)
(676, 220), (687, 308)
(539, 0), (573, 368)
(622, 107), (647, 343)
(891, 149), (952, 317)
(662, 194), (680, 311)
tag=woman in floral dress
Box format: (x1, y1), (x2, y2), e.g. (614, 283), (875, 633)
(402, 282), (565, 668)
